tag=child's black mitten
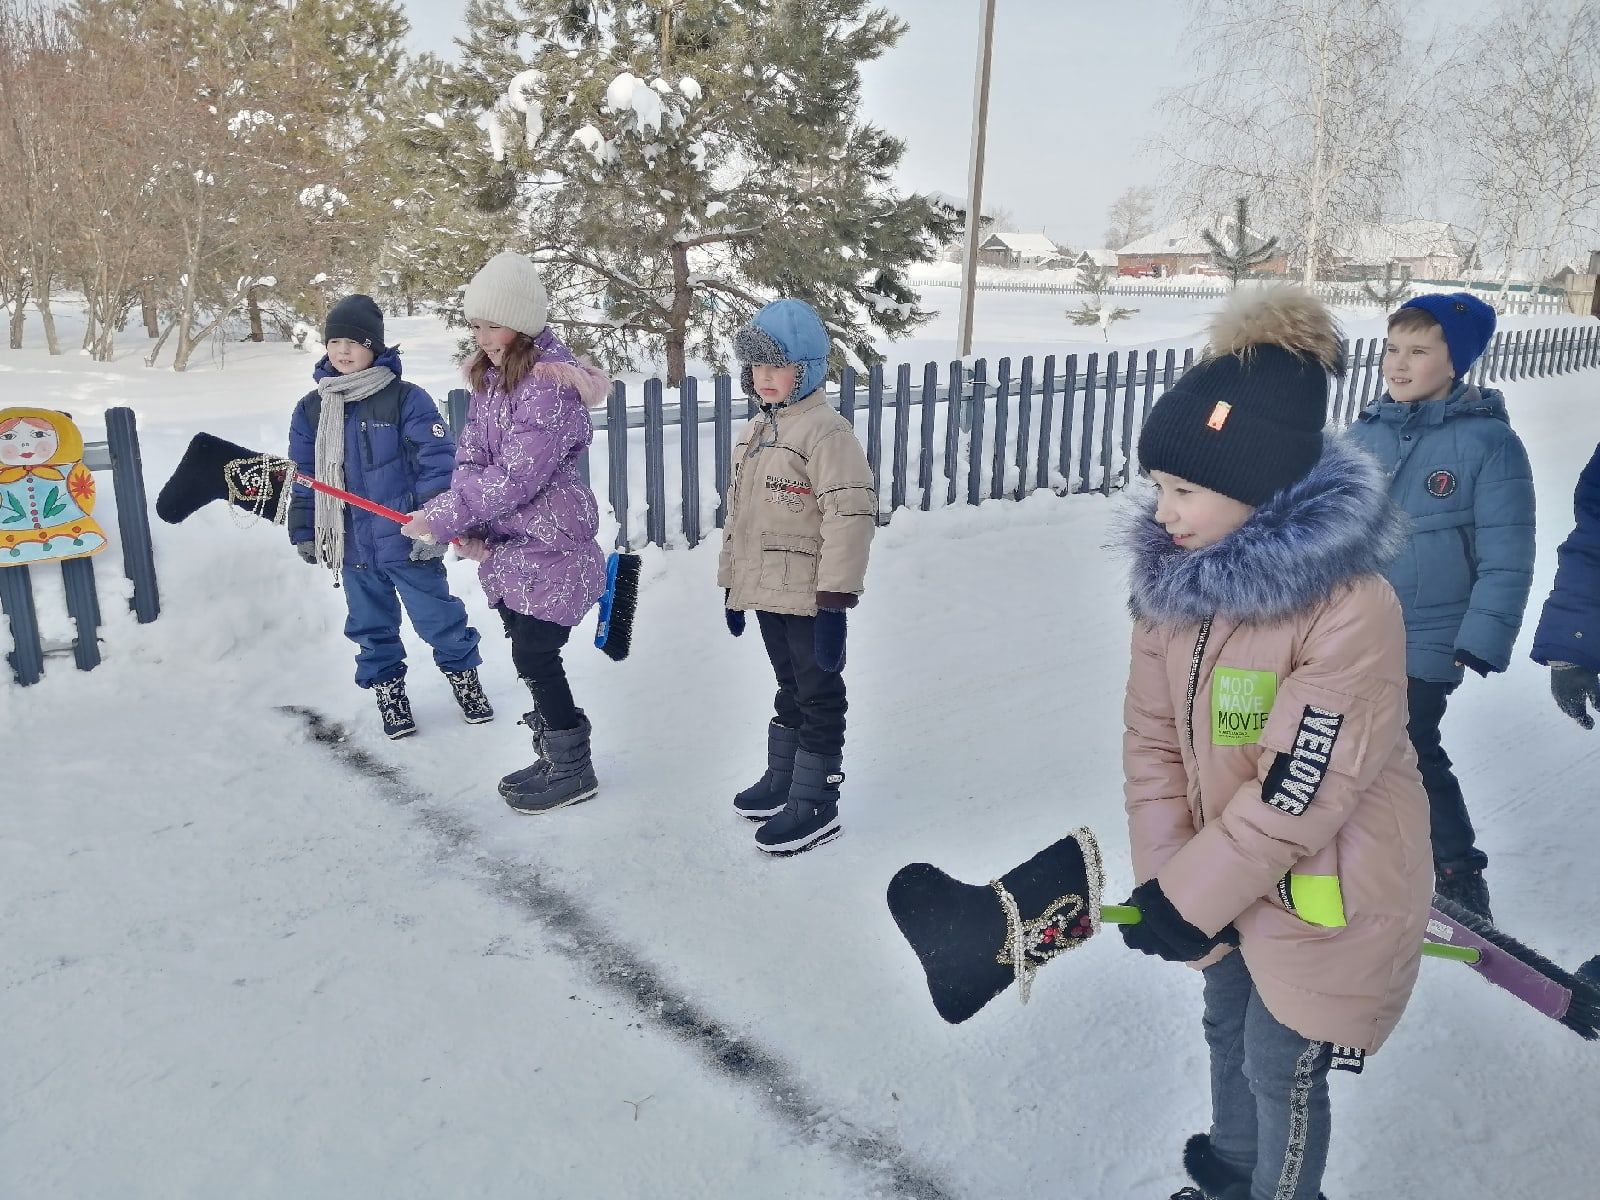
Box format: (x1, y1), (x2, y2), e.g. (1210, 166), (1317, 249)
(725, 590), (745, 637)
(1551, 662), (1600, 730)
(1118, 879), (1233, 963)
(814, 591), (854, 672)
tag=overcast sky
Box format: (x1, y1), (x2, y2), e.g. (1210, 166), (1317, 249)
(398, 0), (1496, 249)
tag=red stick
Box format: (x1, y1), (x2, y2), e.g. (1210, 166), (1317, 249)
(291, 472), (454, 545)
(294, 472), (411, 524)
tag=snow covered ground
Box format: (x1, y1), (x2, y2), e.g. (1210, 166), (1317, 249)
(5, 296), (1600, 1198)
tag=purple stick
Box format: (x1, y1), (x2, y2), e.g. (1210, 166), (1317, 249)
(1427, 907), (1571, 1021)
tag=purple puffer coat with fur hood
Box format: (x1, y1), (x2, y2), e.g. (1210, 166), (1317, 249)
(421, 326), (608, 626)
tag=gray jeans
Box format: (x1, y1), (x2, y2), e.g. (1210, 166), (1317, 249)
(1202, 951), (1332, 1200)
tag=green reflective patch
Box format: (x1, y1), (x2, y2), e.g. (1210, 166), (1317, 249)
(1212, 667), (1277, 745)
(1289, 874), (1348, 927)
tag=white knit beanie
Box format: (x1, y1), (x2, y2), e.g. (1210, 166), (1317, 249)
(463, 252), (549, 336)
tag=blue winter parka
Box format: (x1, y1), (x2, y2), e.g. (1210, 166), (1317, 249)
(1532, 439), (1600, 670)
(1348, 381), (1535, 683)
(287, 348), (458, 568)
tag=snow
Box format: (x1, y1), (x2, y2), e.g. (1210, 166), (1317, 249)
(503, 69), (544, 147)
(422, 112), (445, 131)
(603, 71), (664, 136)
(678, 76), (702, 102)
(570, 123), (613, 166)
(5, 297), (1600, 1198)
(475, 107), (510, 163)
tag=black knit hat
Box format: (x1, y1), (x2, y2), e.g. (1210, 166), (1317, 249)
(1138, 287), (1343, 507)
(323, 294), (385, 353)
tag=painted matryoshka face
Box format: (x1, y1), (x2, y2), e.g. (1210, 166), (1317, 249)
(0, 419), (59, 467)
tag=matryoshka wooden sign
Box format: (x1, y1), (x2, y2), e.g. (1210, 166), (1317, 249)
(0, 407), (108, 565)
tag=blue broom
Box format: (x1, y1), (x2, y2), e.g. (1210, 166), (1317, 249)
(594, 549), (641, 661)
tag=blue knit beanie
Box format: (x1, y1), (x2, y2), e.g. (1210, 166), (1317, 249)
(1397, 292), (1496, 377)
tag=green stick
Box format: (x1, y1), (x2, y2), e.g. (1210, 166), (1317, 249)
(1100, 904), (1480, 963)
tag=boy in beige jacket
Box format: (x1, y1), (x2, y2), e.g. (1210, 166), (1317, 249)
(720, 299), (876, 855)
(1118, 289), (1432, 1200)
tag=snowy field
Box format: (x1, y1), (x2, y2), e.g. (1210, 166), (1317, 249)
(5, 294), (1600, 1199)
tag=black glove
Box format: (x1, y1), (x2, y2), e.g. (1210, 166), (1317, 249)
(409, 539), (449, 562)
(294, 541), (317, 565)
(1118, 878), (1232, 963)
(1453, 649), (1495, 678)
(725, 591), (744, 637)
(1551, 663), (1600, 730)
(814, 608), (847, 672)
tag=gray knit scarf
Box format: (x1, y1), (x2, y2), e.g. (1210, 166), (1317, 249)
(313, 363), (396, 568)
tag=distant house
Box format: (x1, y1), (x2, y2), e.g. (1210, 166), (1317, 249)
(1332, 220), (1480, 280)
(1115, 218), (1287, 278)
(1549, 251), (1600, 316)
(977, 231), (1067, 269)
(1069, 248), (1118, 270)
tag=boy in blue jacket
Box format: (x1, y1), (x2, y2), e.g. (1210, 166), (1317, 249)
(1532, 441), (1600, 727)
(1348, 292), (1534, 920)
(288, 294), (491, 739)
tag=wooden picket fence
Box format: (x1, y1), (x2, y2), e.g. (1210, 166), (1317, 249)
(911, 276), (1570, 314)
(445, 322), (1600, 551)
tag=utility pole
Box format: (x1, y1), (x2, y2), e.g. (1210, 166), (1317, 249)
(955, 0), (997, 359)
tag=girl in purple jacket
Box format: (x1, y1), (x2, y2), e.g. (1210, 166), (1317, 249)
(402, 253), (610, 813)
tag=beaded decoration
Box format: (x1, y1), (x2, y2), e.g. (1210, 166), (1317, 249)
(989, 825), (1106, 1005)
(223, 454), (296, 529)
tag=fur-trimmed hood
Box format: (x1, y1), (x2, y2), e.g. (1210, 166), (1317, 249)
(1126, 433), (1405, 626)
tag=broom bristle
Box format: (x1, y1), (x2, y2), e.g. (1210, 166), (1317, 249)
(595, 552), (641, 662)
(1432, 894), (1600, 1040)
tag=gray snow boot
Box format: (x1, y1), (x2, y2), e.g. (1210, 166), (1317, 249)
(755, 748), (842, 855)
(498, 696), (549, 797)
(734, 721), (801, 820)
(504, 712), (598, 814)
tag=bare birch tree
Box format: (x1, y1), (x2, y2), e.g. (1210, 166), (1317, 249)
(1450, 0), (1600, 303)
(1161, 0), (1441, 285)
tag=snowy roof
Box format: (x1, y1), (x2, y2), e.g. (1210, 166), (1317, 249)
(1336, 220), (1475, 264)
(980, 231), (1062, 257)
(1116, 217), (1269, 257)
(1078, 247), (1118, 267)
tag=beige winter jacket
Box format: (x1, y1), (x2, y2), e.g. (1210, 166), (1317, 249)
(718, 391), (876, 617)
(1123, 437), (1433, 1053)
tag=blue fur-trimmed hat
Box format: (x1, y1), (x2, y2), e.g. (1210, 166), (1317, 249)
(733, 298), (830, 403)
(1396, 291), (1497, 377)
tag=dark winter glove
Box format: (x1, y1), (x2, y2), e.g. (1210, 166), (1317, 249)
(1453, 649), (1496, 678)
(294, 541), (317, 565)
(1118, 879), (1233, 963)
(725, 590), (744, 637)
(1551, 662), (1600, 730)
(814, 607), (847, 673)
(409, 538), (449, 562)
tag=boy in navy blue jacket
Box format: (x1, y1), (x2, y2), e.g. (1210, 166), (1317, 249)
(1348, 293), (1534, 920)
(288, 295), (491, 739)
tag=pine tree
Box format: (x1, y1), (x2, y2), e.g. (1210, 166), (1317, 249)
(433, 0), (957, 384)
(1361, 260), (1412, 307)
(1066, 260), (1137, 339)
(1203, 197), (1279, 288)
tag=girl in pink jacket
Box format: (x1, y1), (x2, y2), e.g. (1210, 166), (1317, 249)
(1119, 288), (1432, 1200)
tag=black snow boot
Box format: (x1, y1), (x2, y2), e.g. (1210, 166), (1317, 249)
(444, 667), (495, 724)
(1435, 862), (1493, 923)
(373, 677), (416, 740)
(755, 748), (842, 855)
(1182, 1134), (1329, 1200)
(504, 712), (598, 814)
(734, 721), (800, 820)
